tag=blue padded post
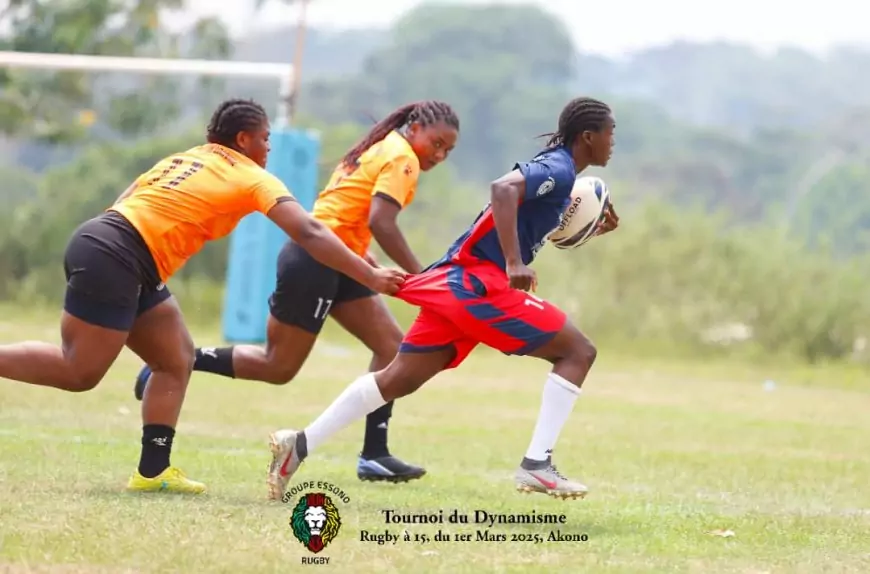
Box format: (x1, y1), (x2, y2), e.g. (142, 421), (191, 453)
(221, 128), (321, 343)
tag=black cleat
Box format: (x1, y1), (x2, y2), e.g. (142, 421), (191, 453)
(357, 455), (426, 483)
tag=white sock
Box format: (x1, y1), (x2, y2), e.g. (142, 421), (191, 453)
(304, 373), (386, 454)
(524, 372), (581, 461)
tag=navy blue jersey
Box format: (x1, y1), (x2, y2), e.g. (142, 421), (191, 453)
(430, 146), (576, 270)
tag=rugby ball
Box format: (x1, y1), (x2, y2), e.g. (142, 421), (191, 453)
(549, 176), (611, 250)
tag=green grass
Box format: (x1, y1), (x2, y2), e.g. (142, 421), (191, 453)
(1, 308), (869, 573)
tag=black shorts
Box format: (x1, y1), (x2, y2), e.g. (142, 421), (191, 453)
(63, 211), (171, 331)
(268, 240), (375, 334)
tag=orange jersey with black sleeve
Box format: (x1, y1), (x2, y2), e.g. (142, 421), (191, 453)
(110, 143), (294, 281)
(311, 130), (420, 256)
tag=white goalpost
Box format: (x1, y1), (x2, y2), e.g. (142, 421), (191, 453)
(0, 50), (296, 127)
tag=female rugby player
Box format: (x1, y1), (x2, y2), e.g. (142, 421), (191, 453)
(267, 97), (619, 501)
(0, 99), (404, 494)
(133, 100), (460, 483)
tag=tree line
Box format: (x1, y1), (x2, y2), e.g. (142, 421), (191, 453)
(1, 1), (868, 365)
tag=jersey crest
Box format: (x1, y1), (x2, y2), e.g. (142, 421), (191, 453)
(536, 177), (555, 196)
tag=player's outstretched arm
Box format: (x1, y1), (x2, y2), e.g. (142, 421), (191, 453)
(490, 170), (536, 291)
(267, 200), (405, 295)
(369, 195), (423, 274)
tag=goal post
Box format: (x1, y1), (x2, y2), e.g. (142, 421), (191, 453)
(0, 50), (295, 124)
(0, 51), (322, 343)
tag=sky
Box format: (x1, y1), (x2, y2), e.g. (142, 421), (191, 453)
(180, 0), (868, 58)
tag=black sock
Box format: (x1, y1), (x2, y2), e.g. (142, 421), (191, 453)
(362, 400), (393, 459)
(193, 346), (235, 378)
(138, 424), (175, 478)
(296, 431), (308, 462)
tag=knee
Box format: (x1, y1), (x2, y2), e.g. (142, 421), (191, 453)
(262, 361), (301, 385)
(66, 372), (103, 393)
(579, 336), (597, 367)
(258, 344), (302, 384)
(376, 367), (423, 402)
(565, 329), (597, 369)
(151, 341), (195, 385)
(377, 377), (415, 402)
(178, 339), (196, 374)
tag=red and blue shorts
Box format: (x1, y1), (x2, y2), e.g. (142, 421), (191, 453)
(395, 261), (567, 369)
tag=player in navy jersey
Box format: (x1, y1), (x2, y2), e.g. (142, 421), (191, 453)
(267, 97), (619, 500)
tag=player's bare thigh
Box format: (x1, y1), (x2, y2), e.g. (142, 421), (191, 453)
(55, 312), (129, 391)
(330, 294), (404, 370)
(251, 291), (400, 384)
(126, 296), (194, 378)
(257, 316), (319, 382)
(243, 239), (339, 383)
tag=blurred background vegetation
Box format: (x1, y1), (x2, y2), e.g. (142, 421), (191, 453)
(1, 0), (869, 367)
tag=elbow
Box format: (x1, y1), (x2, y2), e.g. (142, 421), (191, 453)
(293, 217), (325, 245)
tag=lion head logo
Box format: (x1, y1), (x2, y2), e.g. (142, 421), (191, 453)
(290, 492), (342, 553)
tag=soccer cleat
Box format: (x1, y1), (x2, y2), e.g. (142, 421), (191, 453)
(268, 429), (304, 501)
(357, 455), (427, 483)
(514, 459), (588, 500)
(126, 466), (206, 494)
(133, 364), (151, 401)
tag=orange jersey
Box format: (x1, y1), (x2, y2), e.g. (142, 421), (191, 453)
(111, 144), (293, 281)
(312, 130), (420, 256)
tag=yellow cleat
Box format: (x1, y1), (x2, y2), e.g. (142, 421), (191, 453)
(126, 466), (207, 494)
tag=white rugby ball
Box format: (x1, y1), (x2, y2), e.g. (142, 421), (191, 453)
(549, 176), (611, 250)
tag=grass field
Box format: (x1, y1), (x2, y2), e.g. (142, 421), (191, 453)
(1, 307), (870, 573)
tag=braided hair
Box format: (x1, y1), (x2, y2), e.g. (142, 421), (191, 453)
(543, 97), (612, 148)
(206, 99), (269, 150)
(341, 101), (459, 168)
